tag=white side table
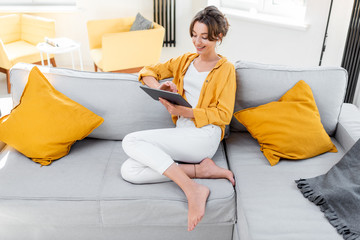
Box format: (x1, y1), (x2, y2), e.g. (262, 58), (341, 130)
(36, 38), (83, 70)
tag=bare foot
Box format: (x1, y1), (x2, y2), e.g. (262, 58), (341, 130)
(197, 158), (235, 186)
(185, 183), (210, 231)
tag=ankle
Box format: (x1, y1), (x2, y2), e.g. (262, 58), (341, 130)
(194, 164), (197, 178)
(195, 162), (207, 178)
(183, 181), (198, 196)
(194, 163), (206, 178)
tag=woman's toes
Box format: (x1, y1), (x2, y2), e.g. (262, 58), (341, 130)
(186, 183), (210, 231)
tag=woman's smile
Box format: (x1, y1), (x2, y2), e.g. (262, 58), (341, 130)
(191, 21), (217, 57)
(196, 46), (205, 51)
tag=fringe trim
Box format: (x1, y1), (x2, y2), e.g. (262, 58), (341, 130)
(295, 179), (360, 240)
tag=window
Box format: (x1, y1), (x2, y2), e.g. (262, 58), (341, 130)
(220, 0), (306, 19)
(0, 0), (77, 12)
(209, 0), (308, 30)
(0, 0), (76, 6)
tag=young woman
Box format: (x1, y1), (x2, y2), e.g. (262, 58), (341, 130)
(121, 6), (236, 232)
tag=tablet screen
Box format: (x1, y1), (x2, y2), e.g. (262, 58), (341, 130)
(140, 86), (192, 108)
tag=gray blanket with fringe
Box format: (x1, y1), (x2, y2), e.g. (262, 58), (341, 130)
(296, 139), (360, 240)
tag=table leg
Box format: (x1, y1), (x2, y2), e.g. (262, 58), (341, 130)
(70, 51), (75, 69)
(78, 47), (83, 71)
(40, 52), (44, 66)
(46, 53), (51, 67)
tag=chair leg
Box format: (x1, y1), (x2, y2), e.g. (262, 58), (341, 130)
(6, 70), (10, 94)
(50, 58), (57, 67)
(94, 63), (98, 72)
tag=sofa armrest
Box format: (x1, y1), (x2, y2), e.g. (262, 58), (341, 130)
(101, 23), (165, 71)
(21, 14), (55, 45)
(0, 39), (11, 69)
(335, 103), (360, 151)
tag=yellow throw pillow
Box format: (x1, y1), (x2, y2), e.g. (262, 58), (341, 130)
(0, 66), (104, 166)
(233, 80), (337, 166)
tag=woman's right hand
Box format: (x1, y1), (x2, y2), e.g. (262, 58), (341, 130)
(142, 77), (177, 93)
(158, 81), (178, 93)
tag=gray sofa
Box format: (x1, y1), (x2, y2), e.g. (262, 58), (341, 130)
(0, 62), (359, 240)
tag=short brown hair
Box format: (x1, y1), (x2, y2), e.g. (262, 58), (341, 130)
(189, 6), (229, 43)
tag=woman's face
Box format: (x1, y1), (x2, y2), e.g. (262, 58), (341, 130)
(191, 21), (217, 56)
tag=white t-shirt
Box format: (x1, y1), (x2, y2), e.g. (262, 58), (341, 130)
(183, 61), (209, 108)
(176, 61), (210, 128)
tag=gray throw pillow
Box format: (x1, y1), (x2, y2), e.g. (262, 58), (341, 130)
(130, 13), (153, 31)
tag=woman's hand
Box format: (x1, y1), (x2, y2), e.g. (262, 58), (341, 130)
(158, 81), (178, 93)
(159, 98), (194, 118)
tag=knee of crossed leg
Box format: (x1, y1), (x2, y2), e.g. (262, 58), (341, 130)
(121, 133), (137, 154)
(120, 160), (141, 184)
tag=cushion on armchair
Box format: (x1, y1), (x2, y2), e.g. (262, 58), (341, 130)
(0, 66), (103, 166)
(87, 16), (164, 72)
(234, 80), (337, 166)
(130, 13), (153, 31)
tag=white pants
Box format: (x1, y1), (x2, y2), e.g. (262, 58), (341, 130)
(121, 118), (222, 184)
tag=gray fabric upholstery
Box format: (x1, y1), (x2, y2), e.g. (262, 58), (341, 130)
(0, 139), (235, 240)
(5, 62), (360, 240)
(10, 63), (174, 140)
(296, 139), (360, 240)
(231, 61), (348, 136)
(335, 103), (360, 152)
(130, 13), (153, 31)
(225, 132), (345, 240)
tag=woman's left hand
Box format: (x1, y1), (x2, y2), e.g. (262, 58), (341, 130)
(159, 98), (194, 118)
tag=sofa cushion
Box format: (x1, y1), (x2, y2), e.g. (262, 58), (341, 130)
(89, 48), (103, 69)
(130, 13), (153, 31)
(6, 40), (44, 66)
(225, 132), (344, 240)
(233, 80), (337, 166)
(0, 140), (235, 239)
(231, 61), (348, 136)
(10, 63), (175, 140)
(0, 67), (103, 166)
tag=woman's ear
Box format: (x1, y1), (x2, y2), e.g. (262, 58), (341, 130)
(217, 33), (223, 43)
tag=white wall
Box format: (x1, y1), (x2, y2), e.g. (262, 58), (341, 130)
(33, 0), (336, 66)
(321, 0), (353, 67)
(321, 0), (360, 107)
(36, 0), (155, 69)
(32, 0), (359, 105)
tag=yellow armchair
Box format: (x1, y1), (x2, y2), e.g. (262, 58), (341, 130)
(87, 17), (165, 73)
(0, 14), (56, 93)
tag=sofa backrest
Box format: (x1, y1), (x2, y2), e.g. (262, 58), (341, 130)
(230, 61), (348, 136)
(10, 63), (174, 140)
(87, 17), (135, 50)
(0, 14), (21, 44)
(21, 14), (56, 45)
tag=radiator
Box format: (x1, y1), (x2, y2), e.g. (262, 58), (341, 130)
(154, 0), (176, 47)
(342, 0), (360, 103)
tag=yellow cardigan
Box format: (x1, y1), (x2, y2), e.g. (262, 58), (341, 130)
(138, 52), (236, 140)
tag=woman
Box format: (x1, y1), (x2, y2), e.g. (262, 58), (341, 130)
(121, 6), (236, 232)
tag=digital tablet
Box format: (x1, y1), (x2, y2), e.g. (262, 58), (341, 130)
(140, 85), (192, 108)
